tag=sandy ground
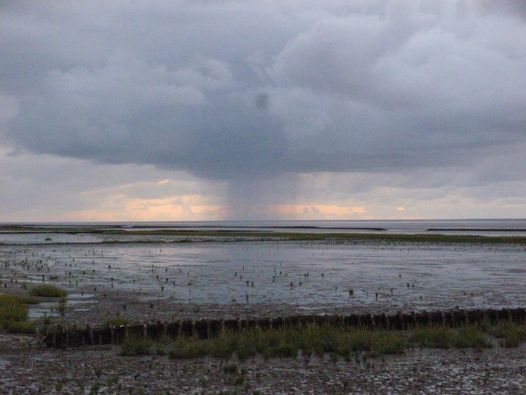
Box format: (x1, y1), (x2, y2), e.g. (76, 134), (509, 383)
(0, 334), (525, 394)
(54, 287), (480, 326)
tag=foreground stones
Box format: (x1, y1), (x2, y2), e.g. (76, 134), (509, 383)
(1, 336), (525, 394)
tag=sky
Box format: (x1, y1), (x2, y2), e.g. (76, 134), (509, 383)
(1, 0), (526, 221)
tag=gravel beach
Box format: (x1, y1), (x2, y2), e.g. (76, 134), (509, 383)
(1, 334), (525, 394)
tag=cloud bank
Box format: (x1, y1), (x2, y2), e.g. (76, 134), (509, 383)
(1, 0), (526, 219)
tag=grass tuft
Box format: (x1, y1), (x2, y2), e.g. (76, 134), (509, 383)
(120, 335), (155, 356)
(117, 322), (523, 360)
(120, 335), (171, 356)
(0, 295), (27, 322)
(17, 295), (41, 305)
(409, 325), (491, 349)
(170, 338), (209, 359)
(489, 322), (526, 347)
(120, 325), (408, 360)
(29, 284), (67, 298)
(104, 316), (129, 328)
(0, 294), (35, 334)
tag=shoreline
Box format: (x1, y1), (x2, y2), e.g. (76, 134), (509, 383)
(2, 230), (526, 245)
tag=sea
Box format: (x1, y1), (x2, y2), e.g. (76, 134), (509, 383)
(1, 219), (525, 316)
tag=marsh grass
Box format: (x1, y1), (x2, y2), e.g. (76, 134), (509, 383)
(29, 284), (67, 298)
(116, 322), (525, 360)
(120, 335), (171, 356)
(104, 316), (129, 328)
(120, 335), (155, 356)
(0, 294), (35, 334)
(18, 295), (41, 305)
(488, 322), (526, 347)
(409, 325), (491, 349)
(3, 223), (526, 244)
(0, 295), (27, 323)
(58, 297), (67, 317)
(98, 229), (526, 244)
(96, 231), (526, 245)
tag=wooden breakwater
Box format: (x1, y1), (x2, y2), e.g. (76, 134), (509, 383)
(42, 308), (526, 348)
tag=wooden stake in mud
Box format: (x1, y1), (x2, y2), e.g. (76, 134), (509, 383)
(88, 325), (94, 345)
(42, 307), (526, 349)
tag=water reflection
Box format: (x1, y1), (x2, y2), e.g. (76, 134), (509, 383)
(2, 241), (525, 312)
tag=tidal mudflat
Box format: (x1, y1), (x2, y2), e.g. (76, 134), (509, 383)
(1, 227), (526, 393)
(1, 234), (526, 322)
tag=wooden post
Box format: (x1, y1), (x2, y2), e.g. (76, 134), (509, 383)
(88, 325), (94, 346)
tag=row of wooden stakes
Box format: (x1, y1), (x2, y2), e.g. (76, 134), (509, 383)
(43, 307), (526, 348)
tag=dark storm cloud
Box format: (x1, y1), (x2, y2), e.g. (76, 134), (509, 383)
(1, 0), (526, 183)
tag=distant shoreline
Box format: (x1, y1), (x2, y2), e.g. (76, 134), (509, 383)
(1, 226), (526, 245)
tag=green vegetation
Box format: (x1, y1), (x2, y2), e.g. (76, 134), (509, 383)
(2, 224), (526, 244)
(29, 284), (68, 298)
(409, 325), (491, 349)
(0, 295), (27, 323)
(0, 294), (35, 334)
(102, 230), (526, 244)
(17, 295), (41, 305)
(117, 322), (521, 360)
(104, 316), (129, 328)
(58, 297), (67, 317)
(489, 322), (526, 347)
(121, 335), (170, 356)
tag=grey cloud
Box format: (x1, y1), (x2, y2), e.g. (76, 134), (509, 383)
(1, 0), (526, 188)
(0, 148), (223, 220)
(481, 0), (526, 19)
